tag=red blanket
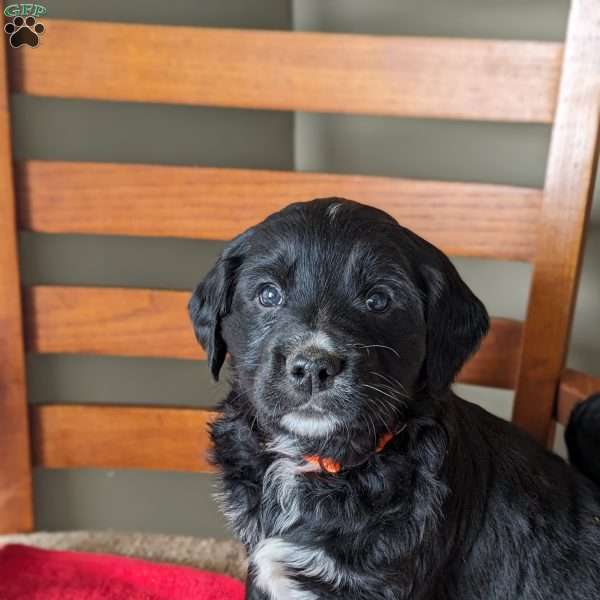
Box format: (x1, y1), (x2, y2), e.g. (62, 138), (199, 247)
(0, 543), (245, 600)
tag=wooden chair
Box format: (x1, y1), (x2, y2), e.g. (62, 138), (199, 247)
(2, 0), (600, 536)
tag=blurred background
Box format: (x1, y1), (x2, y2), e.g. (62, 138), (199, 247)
(13, 0), (598, 538)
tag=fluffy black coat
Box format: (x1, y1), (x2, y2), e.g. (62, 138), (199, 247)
(189, 198), (600, 600)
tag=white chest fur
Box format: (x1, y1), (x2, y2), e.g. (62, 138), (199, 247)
(251, 450), (350, 599)
(251, 536), (350, 600)
(252, 538), (320, 600)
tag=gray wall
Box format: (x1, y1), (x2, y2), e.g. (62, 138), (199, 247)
(12, 1), (598, 538)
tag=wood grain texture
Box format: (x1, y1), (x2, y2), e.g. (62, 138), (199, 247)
(16, 161), (543, 261)
(23, 286), (202, 361)
(24, 285), (521, 390)
(513, 0), (600, 444)
(31, 405), (217, 473)
(8, 20), (562, 122)
(0, 37), (33, 534)
(556, 369), (600, 426)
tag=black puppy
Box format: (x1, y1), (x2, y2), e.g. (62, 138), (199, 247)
(189, 198), (600, 600)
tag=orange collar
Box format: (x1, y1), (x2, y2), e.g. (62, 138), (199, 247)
(304, 431), (395, 474)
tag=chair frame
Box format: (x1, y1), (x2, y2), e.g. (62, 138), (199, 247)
(1, 0), (600, 534)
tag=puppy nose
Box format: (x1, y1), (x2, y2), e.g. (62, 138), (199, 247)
(287, 351), (343, 393)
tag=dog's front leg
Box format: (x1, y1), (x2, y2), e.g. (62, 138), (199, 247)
(211, 398), (267, 549)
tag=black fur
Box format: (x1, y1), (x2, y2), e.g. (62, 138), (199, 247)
(189, 198), (600, 599)
(566, 394), (600, 488)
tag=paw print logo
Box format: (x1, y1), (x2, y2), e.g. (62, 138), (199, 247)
(4, 16), (45, 48)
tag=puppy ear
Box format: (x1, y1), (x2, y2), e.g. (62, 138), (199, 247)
(420, 258), (489, 394)
(188, 231), (251, 381)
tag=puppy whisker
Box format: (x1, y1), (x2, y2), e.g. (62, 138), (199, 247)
(360, 412), (378, 449)
(369, 371), (408, 392)
(363, 397), (396, 431)
(369, 382), (410, 401)
(361, 383), (406, 404)
(354, 344), (402, 359)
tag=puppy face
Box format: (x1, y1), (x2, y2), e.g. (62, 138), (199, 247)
(190, 199), (488, 453)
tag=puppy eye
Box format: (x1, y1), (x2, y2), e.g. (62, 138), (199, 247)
(258, 284), (283, 307)
(366, 291), (390, 313)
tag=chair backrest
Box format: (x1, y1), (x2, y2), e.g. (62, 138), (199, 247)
(1, 0), (599, 534)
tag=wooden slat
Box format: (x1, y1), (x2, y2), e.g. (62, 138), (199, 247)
(28, 369), (599, 474)
(23, 286), (203, 361)
(30, 348), (533, 474)
(513, 0), (600, 445)
(0, 36), (33, 533)
(31, 405), (216, 472)
(16, 161), (543, 261)
(9, 20), (563, 123)
(24, 285), (521, 390)
(556, 368), (600, 426)
(457, 318), (523, 389)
